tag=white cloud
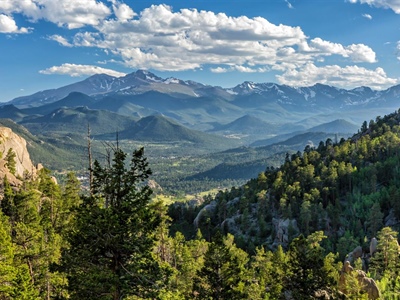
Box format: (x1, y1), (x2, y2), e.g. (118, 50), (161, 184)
(285, 0), (294, 9)
(47, 34), (72, 47)
(276, 63), (398, 89)
(362, 13), (373, 19)
(0, 0), (111, 29)
(309, 38), (376, 62)
(39, 63), (126, 77)
(210, 67), (228, 73)
(349, 0), (400, 14)
(346, 44), (376, 62)
(211, 65), (269, 73)
(0, 0), (40, 18)
(66, 4), (378, 75)
(2, 2), (394, 89)
(396, 41), (400, 61)
(112, 1), (136, 22)
(0, 14), (30, 33)
(40, 0), (111, 29)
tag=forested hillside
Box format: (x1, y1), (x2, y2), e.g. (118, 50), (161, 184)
(2, 109), (400, 299)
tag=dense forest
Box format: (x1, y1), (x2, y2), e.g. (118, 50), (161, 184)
(2, 110), (400, 299)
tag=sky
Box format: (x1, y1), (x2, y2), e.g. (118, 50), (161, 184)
(0, 0), (400, 102)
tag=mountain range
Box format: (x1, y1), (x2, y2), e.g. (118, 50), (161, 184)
(5, 69), (399, 143)
(2, 69), (399, 177)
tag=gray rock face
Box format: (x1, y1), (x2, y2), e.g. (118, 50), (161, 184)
(272, 218), (299, 247)
(384, 209), (398, 226)
(370, 237), (378, 256)
(344, 245), (364, 265)
(193, 201), (217, 228)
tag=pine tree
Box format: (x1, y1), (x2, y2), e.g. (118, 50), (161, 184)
(0, 211), (16, 299)
(193, 232), (248, 300)
(285, 231), (338, 299)
(369, 227), (400, 280)
(62, 147), (169, 300)
(5, 148), (16, 176)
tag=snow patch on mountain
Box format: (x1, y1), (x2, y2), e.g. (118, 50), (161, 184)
(164, 78), (180, 84)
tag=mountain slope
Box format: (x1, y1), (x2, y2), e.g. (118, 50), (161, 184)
(10, 74), (117, 108)
(20, 106), (136, 136)
(0, 105), (29, 122)
(117, 115), (242, 149)
(0, 119), (87, 170)
(210, 114), (278, 134)
(21, 92), (97, 116)
(8, 70), (232, 108)
(307, 119), (359, 133)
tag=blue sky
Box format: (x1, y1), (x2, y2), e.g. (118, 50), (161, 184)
(1, 0), (399, 102)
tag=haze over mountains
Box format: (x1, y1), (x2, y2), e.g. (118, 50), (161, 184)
(4, 69), (400, 146)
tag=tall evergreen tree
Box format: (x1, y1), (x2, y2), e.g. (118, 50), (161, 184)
(370, 227), (400, 280)
(5, 148), (16, 176)
(193, 232), (248, 300)
(285, 231), (338, 299)
(0, 211), (16, 299)
(62, 147), (169, 300)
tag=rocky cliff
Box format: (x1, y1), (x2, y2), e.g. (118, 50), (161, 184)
(0, 126), (37, 186)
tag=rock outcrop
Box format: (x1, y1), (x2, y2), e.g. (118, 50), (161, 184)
(272, 218), (299, 247)
(370, 237), (377, 256)
(0, 126), (36, 187)
(384, 209), (399, 226)
(193, 201), (217, 228)
(344, 245), (363, 265)
(339, 261), (380, 299)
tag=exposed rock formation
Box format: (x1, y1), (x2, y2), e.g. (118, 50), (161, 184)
(0, 126), (37, 188)
(339, 261), (380, 299)
(193, 201), (217, 228)
(344, 245), (363, 265)
(272, 218), (299, 247)
(384, 209), (398, 226)
(370, 237), (377, 256)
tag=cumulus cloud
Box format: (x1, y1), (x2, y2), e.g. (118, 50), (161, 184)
(309, 38), (376, 62)
(0, 0), (111, 29)
(348, 0), (400, 14)
(39, 63), (126, 77)
(65, 4), (378, 76)
(2, 2), (395, 89)
(40, 0), (111, 29)
(0, 14), (30, 33)
(362, 13), (373, 19)
(0, 0), (40, 18)
(111, 1), (136, 22)
(276, 63), (398, 89)
(47, 34), (72, 47)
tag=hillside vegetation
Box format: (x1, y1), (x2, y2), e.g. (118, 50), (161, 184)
(2, 109), (400, 299)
